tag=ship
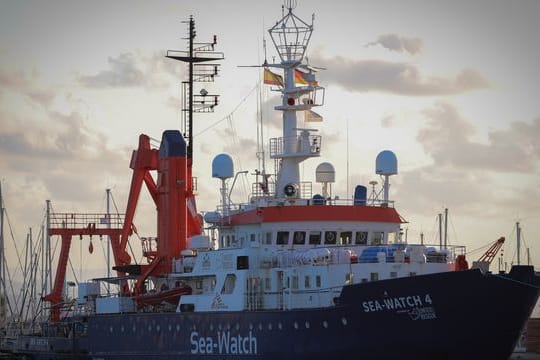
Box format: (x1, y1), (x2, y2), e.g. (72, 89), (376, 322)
(4, 1), (539, 359)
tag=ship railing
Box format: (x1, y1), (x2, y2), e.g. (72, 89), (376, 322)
(49, 212), (125, 230)
(305, 197), (396, 208)
(269, 134), (321, 159)
(260, 244), (466, 269)
(246, 194), (396, 208)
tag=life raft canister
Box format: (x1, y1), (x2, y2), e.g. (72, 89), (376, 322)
(455, 254), (469, 271)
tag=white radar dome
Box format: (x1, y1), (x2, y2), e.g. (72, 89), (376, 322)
(316, 162), (335, 183)
(212, 153), (234, 179)
(376, 150), (398, 175)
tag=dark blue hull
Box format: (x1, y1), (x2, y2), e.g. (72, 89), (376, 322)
(11, 266), (538, 359)
(84, 266), (539, 360)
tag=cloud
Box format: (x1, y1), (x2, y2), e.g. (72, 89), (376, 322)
(418, 103), (540, 173)
(0, 67), (55, 106)
(312, 54), (490, 96)
(77, 51), (182, 89)
(366, 34), (423, 55)
(0, 65), (132, 235)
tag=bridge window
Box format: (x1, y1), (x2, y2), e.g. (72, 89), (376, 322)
(293, 231), (306, 245)
(370, 272), (379, 281)
(371, 232), (384, 245)
(304, 276), (311, 288)
(316, 275), (321, 288)
(324, 231), (337, 245)
(355, 231), (368, 245)
(277, 231), (289, 245)
(340, 231), (352, 245)
(309, 231), (321, 245)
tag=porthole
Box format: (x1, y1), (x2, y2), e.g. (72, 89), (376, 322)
(249, 323), (253, 330)
(268, 323), (272, 331)
(120, 325), (124, 333)
(132, 325), (136, 333)
(109, 326), (113, 333)
(294, 322), (298, 330)
(156, 325), (160, 332)
(236, 323), (240, 331)
(323, 321), (328, 328)
(258, 323), (263, 331)
(341, 317), (348, 326)
(176, 325), (180, 332)
(218, 324), (222, 331)
(168, 325), (172, 332)
(210, 324), (214, 331)
(305, 321), (310, 329)
(148, 325), (152, 332)
(278, 322), (283, 330)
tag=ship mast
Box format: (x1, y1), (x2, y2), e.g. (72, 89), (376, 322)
(166, 17), (224, 166)
(268, 0), (324, 199)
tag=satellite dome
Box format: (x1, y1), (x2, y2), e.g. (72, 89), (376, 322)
(376, 150), (398, 175)
(212, 154), (234, 179)
(316, 162), (335, 183)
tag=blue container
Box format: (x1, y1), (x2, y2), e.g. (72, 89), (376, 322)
(354, 185), (367, 206)
(312, 194), (326, 205)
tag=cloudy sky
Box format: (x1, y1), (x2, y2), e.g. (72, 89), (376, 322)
(1, 0), (539, 285)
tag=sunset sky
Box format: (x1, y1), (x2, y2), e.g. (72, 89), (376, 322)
(1, 0), (539, 286)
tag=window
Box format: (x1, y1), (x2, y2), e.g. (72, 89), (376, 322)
(265, 278), (271, 290)
(196, 280), (203, 289)
(315, 275), (321, 288)
(221, 274), (236, 294)
(371, 232), (384, 245)
(276, 231), (289, 245)
(293, 231), (306, 245)
(387, 232), (397, 244)
(345, 273), (353, 284)
(309, 231), (321, 245)
(390, 272), (398, 278)
(370, 272), (379, 281)
(340, 231), (352, 245)
(250, 234), (256, 243)
(324, 231), (337, 245)
(355, 231), (368, 245)
(291, 276), (299, 290)
(265, 232), (273, 245)
(304, 276), (311, 288)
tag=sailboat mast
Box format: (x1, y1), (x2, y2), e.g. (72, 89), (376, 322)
(0, 182), (5, 331)
(444, 208), (448, 249)
(106, 189), (111, 295)
(516, 221), (521, 265)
